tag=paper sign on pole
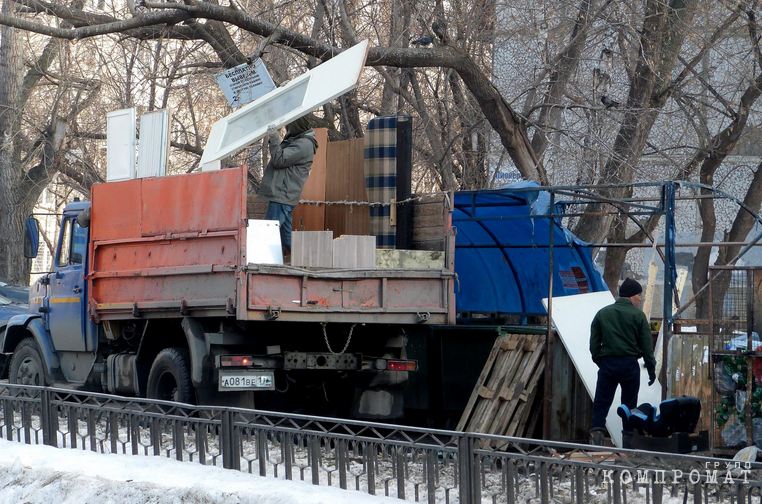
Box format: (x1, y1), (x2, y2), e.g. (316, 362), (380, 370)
(215, 59), (276, 108)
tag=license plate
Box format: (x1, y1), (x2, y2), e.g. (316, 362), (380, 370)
(218, 371), (274, 391)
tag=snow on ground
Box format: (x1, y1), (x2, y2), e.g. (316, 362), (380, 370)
(0, 439), (401, 504)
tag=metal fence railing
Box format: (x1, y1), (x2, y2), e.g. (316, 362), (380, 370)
(2, 382), (761, 504)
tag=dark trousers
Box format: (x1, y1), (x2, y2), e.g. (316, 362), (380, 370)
(591, 357), (640, 431)
(265, 202), (296, 253)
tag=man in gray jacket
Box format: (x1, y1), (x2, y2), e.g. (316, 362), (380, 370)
(259, 116), (319, 260)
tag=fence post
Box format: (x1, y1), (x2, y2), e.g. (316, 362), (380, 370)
(196, 420), (207, 465)
(652, 473), (663, 504)
(87, 408), (96, 451)
(310, 436), (320, 485)
(612, 470), (621, 504)
(540, 462), (549, 504)
(22, 396), (31, 444)
(257, 429), (268, 476)
(396, 444), (406, 499)
(505, 459), (515, 504)
(575, 466), (584, 504)
(426, 449), (436, 504)
(69, 408), (78, 449)
(221, 409), (240, 470)
(458, 434), (474, 504)
(131, 414), (140, 455)
(150, 416), (161, 456)
(338, 439), (347, 490)
(284, 432), (293, 481)
(109, 411), (118, 454)
(367, 442), (377, 495)
(3, 397), (12, 441)
(173, 419), (184, 461)
(41, 388), (56, 447)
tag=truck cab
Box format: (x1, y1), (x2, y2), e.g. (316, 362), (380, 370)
(4, 201), (96, 387)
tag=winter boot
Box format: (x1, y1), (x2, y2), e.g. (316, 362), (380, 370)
(622, 431), (633, 449)
(281, 245), (291, 265)
(589, 428), (606, 446)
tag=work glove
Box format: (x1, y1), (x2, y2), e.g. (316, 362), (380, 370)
(648, 369), (656, 386)
(266, 124), (280, 144)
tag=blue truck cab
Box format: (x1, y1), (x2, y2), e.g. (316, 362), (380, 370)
(3, 201), (97, 386)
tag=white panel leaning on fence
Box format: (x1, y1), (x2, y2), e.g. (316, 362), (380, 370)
(543, 291), (662, 448)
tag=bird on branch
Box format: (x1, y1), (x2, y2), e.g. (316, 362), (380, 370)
(432, 17), (447, 42)
(411, 35), (435, 47)
(600, 95), (621, 109)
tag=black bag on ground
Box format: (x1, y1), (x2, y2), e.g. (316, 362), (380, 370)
(617, 395), (701, 437)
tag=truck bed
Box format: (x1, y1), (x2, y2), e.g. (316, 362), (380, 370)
(88, 167), (455, 324)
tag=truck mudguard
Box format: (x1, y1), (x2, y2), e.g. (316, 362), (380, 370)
(181, 317), (211, 387)
(2, 314), (62, 379)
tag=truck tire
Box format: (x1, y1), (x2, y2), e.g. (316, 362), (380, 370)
(146, 348), (194, 404)
(9, 338), (46, 387)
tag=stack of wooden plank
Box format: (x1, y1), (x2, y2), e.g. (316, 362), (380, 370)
(247, 194), (268, 219)
(457, 333), (546, 438)
(411, 193), (451, 251)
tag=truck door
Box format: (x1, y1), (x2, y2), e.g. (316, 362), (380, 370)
(48, 216), (89, 352)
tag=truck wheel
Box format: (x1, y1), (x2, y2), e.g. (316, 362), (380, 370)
(9, 338), (46, 387)
(146, 348), (194, 404)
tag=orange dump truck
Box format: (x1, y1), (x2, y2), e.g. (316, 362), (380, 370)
(5, 166), (455, 418)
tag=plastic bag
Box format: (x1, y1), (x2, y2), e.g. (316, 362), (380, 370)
(753, 418), (762, 449)
(726, 332), (762, 351)
(715, 363), (737, 395)
(722, 420), (748, 447)
(737, 390), (748, 414)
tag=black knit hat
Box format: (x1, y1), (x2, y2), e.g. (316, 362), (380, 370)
(618, 277), (642, 298)
(286, 116), (311, 137)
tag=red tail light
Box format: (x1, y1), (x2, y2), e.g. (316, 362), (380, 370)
(387, 360), (417, 371)
(220, 355), (253, 367)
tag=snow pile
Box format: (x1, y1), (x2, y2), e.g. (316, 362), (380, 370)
(0, 439), (400, 504)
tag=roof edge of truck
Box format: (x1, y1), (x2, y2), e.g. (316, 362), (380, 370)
(63, 201), (91, 213)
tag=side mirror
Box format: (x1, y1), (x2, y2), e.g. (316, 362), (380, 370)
(23, 217), (40, 258)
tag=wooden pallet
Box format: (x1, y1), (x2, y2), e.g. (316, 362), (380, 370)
(457, 333), (546, 438)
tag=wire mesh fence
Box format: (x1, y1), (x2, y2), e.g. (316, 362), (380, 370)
(709, 267), (755, 353)
(709, 267), (762, 451)
(2, 382), (762, 503)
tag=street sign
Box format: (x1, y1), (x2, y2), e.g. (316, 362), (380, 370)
(215, 59), (276, 108)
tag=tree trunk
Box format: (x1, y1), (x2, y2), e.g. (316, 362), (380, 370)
(379, 0), (410, 114)
(450, 49), (547, 184)
(529, 0), (592, 161)
(573, 0), (699, 246)
(601, 213), (628, 294)
(694, 161), (762, 320)
(0, 0), (28, 283)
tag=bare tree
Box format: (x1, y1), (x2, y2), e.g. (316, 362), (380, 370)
(0, 0), (104, 283)
(0, 0), (542, 180)
(3, 0), (762, 313)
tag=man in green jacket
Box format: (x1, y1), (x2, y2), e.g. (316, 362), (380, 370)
(589, 277), (656, 447)
(259, 116), (319, 261)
